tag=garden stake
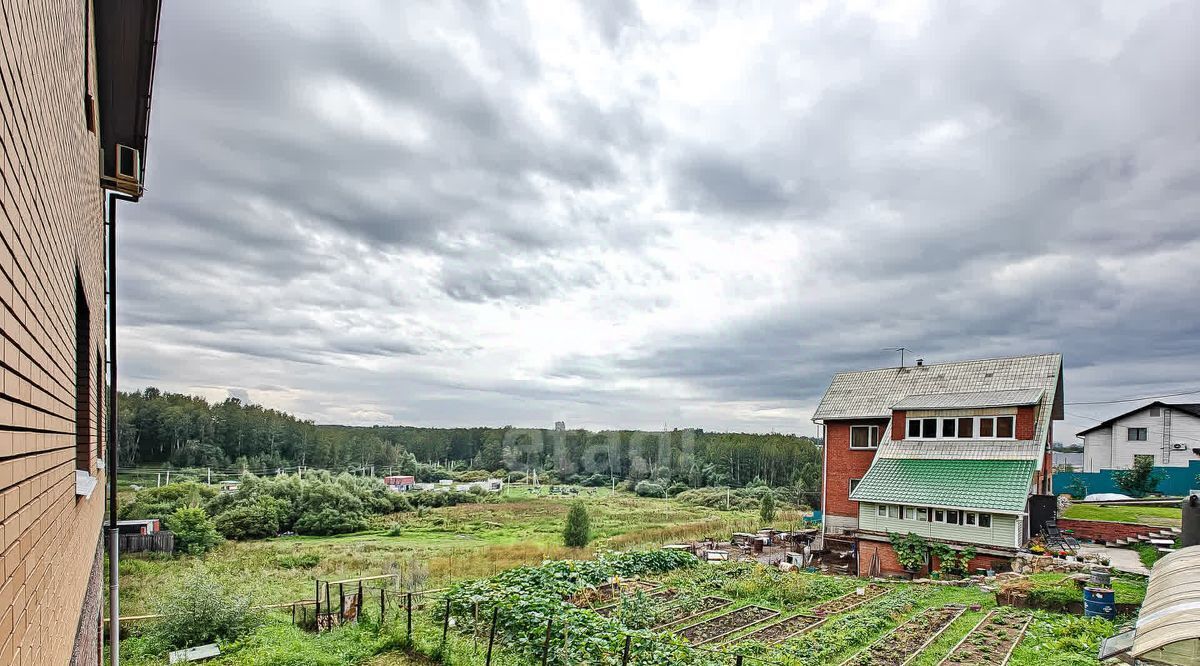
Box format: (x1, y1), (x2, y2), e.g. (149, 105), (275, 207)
(357, 581), (363, 623)
(380, 588), (386, 624)
(621, 635), (631, 665)
(314, 580), (321, 633)
(407, 592), (413, 638)
(441, 598), (451, 646)
(540, 618), (553, 666)
(485, 606), (498, 666)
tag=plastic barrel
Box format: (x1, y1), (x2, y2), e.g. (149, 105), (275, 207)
(1083, 587), (1116, 620)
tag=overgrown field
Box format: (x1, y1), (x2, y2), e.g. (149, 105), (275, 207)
(113, 489), (801, 616)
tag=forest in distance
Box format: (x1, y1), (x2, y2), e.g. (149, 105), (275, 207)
(116, 388), (822, 490)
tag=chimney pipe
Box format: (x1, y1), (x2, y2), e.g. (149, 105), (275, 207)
(916, 359), (924, 367)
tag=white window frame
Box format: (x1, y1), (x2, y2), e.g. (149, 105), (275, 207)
(965, 512), (977, 526)
(877, 504), (888, 517)
(850, 425), (880, 449)
(849, 478), (861, 496)
(915, 507), (928, 521)
(906, 415), (1018, 440)
(887, 505), (899, 519)
(933, 509), (945, 522)
(1128, 427), (1148, 441)
(978, 513), (992, 528)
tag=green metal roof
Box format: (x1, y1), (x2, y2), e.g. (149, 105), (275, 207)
(849, 458), (1034, 513)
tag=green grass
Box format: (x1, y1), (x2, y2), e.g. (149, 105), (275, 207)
(1061, 504), (1181, 527)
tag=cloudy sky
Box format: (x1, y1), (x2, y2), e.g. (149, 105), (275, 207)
(121, 0), (1200, 437)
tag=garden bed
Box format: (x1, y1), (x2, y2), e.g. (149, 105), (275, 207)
(570, 579), (660, 607)
(840, 605), (966, 666)
(939, 608), (1031, 666)
(676, 605), (780, 645)
(652, 596), (733, 629)
(649, 588), (682, 603)
(727, 613), (825, 645)
(812, 584), (889, 615)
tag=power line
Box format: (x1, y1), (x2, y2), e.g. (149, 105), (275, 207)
(1065, 387), (1200, 406)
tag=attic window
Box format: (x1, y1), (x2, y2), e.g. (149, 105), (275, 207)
(850, 426), (880, 449)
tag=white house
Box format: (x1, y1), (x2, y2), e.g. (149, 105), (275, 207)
(1079, 402), (1200, 472)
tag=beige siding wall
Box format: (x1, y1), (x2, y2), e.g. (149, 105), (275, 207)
(1, 1), (108, 664)
(858, 503), (1019, 549)
(905, 407), (1018, 417)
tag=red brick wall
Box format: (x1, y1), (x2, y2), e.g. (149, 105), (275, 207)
(858, 539), (1014, 577)
(1056, 518), (1160, 543)
(891, 411), (906, 440)
(824, 421), (883, 518)
(1017, 406), (1035, 440)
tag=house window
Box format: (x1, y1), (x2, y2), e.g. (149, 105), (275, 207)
(877, 505), (888, 517)
(979, 417), (994, 438)
(908, 420), (921, 437)
(946, 510), (960, 524)
(1128, 427), (1148, 441)
(979, 514), (992, 528)
(849, 479), (861, 496)
(916, 508), (928, 521)
(933, 509), (945, 522)
(965, 512), (977, 526)
(957, 417), (973, 438)
(75, 275), (91, 473)
(850, 426), (880, 449)
(888, 505), (899, 519)
(996, 416), (1014, 438)
(941, 419), (957, 438)
(904, 506), (917, 520)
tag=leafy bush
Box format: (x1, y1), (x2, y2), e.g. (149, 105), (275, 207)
(293, 508), (369, 536)
(167, 507), (221, 555)
(120, 482), (218, 520)
(563, 501), (591, 547)
(1112, 455), (1164, 497)
(666, 481), (689, 496)
(634, 480), (666, 498)
(213, 496), (287, 540)
(275, 553), (321, 569)
(760, 491), (777, 524)
(150, 566), (259, 649)
(888, 532), (928, 572)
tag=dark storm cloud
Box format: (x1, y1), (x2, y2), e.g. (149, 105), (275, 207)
(121, 0), (1200, 433)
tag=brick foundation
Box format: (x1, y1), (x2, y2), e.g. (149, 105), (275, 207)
(856, 538), (1014, 577)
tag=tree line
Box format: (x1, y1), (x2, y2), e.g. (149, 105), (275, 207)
(118, 388), (823, 491)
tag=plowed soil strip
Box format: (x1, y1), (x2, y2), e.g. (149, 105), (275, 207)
(653, 596), (732, 630)
(840, 605), (966, 666)
(812, 585), (889, 615)
(938, 609), (1032, 666)
(677, 605), (781, 645)
(727, 613), (825, 645)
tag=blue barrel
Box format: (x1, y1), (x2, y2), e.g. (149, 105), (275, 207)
(1083, 587), (1116, 620)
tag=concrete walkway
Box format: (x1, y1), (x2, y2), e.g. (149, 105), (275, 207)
(1076, 543), (1152, 576)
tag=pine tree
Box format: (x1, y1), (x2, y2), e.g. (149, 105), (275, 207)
(759, 490), (776, 525)
(563, 501), (591, 548)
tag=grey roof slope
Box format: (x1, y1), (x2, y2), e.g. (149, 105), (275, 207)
(813, 353), (1063, 448)
(1076, 402), (1200, 437)
(891, 388), (1044, 411)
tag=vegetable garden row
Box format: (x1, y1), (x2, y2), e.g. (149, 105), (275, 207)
(425, 553), (1110, 666)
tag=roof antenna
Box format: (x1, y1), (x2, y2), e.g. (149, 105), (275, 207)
(883, 347), (912, 367)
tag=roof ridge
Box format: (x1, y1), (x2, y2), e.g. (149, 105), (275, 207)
(831, 353), (1061, 377)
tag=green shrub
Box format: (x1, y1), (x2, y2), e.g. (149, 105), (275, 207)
(634, 480), (665, 497)
(666, 481), (689, 496)
(293, 508), (368, 536)
(167, 507), (221, 555)
(120, 482), (218, 520)
(760, 490), (777, 524)
(1131, 542), (1163, 568)
(214, 496), (287, 540)
(275, 553), (321, 569)
(563, 501), (591, 547)
(150, 566), (260, 649)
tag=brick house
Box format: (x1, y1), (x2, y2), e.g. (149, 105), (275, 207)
(813, 354), (1063, 576)
(1, 1), (161, 664)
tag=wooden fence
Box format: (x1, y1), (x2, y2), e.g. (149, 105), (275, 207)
(104, 531), (175, 554)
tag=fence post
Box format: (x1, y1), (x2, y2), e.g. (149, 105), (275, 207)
(621, 634), (632, 666)
(315, 581), (321, 633)
(485, 606), (498, 666)
(339, 583), (345, 624)
(736, 656), (744, 666)
(441, 598), (451, 646)
(540, 618), (553, 666)
(357, 582), (363, 623)
(406, 592), (413, 638)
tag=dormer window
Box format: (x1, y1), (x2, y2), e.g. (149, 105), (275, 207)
(850, 425), (880, 449)
(906, 415), (1017, 440)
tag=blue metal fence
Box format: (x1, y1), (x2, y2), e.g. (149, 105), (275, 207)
(1053, 460), (1200, 497)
